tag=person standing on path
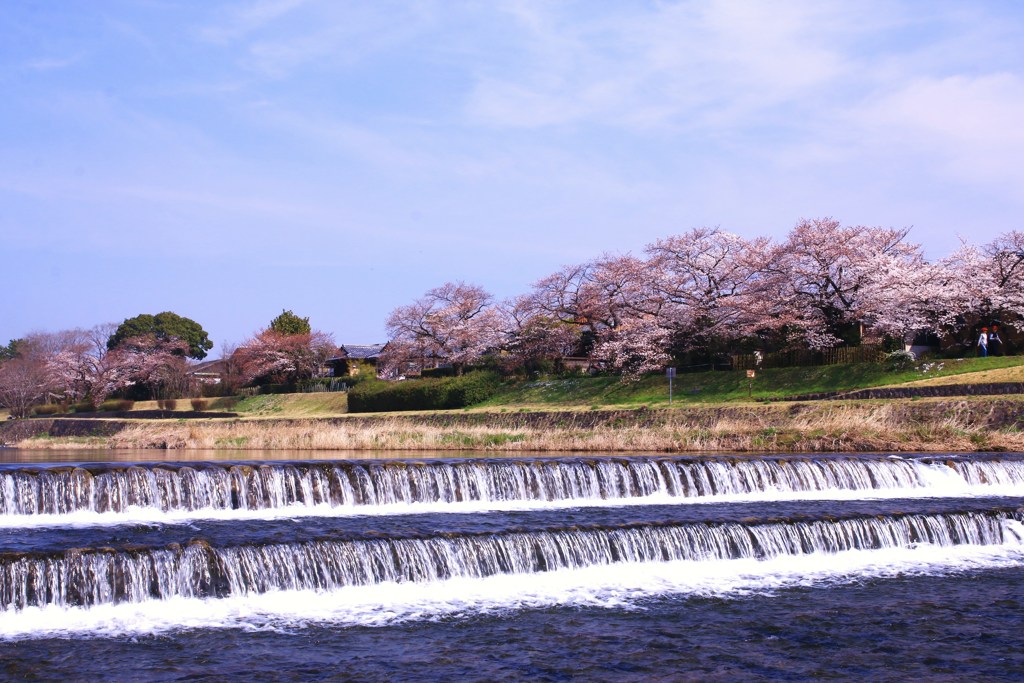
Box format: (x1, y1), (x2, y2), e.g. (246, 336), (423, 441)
(978, 327), (989, 357)
(989, 325), (1003, 356)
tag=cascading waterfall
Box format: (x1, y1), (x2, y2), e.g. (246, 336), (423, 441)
(3, 456), (1024, 517)
(2, 510), (1021, 611)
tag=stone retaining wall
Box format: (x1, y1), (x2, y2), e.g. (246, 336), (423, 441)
(775, 383), (1024, 402)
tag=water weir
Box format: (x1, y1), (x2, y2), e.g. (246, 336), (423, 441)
(2, 509), (1022, 610)
(2, 455), (1023, 518)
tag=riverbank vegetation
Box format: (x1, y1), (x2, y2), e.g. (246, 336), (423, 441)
(6, 398), (1023, 453)
(5, 354), (1022, 423)
(484, 355), (1024, 407)
(3, 221), (1024, 421)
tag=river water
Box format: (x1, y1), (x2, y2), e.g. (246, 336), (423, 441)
(1, 450), (1023, 681)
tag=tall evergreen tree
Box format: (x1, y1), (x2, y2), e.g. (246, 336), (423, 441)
(108, 312), (213, 360)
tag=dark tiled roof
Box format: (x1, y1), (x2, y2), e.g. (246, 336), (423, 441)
(186, 358), (229, 375)
(339, 343), (387, 360)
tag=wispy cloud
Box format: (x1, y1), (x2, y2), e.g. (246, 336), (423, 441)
(855, 73), (1024, 196)
(465, 0), (869, 131)
(4, 0), (1024, 343)
(23, 55), (81, 71)
(197, 0), (312, 44)
(250, 105), (427, 169)
(196, 0), (437, 78)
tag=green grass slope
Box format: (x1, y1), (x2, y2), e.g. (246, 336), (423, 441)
(480, 355), (1024, 408)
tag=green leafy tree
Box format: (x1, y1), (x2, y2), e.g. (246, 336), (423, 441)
(108, 312), (213, 360)
(269, 309), (312, 336)
(0, 339), (25, 362)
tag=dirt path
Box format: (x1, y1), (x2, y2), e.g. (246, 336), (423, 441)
(884, 365), (1024, 388)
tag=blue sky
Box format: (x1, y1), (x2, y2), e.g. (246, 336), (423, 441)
(3, 0), (1023, 354)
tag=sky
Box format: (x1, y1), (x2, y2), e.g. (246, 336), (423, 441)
(2, 0), (1023, 355)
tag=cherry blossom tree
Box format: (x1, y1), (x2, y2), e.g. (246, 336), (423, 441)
(384, 281), (505, 376)
(525, 261), (605, 344)
(234, 329), (337, 386)
(646, 227), (772, 358)
(980, 230), (1024, 328)
(591, 315), (670, 381)
(855, 256), (948, 342)
(928, 231), (1024, 350)
(937, 243), (989, 328)
(765, 218), (922, 348)
(526, 255), (655, 337)
(0, 357), (52, 417)
(500, 295), (583, 373)
(115, 335), (192, 399)
(46, 325), (199, 405)
(46, 324), (134, 408)
(521, 255), (661, 372)
(0, 338), (54, 418)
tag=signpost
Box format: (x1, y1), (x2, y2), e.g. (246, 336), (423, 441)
(667, 367), (676, 404)
(746, 369), (756, 398)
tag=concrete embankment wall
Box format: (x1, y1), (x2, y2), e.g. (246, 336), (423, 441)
(778, 382), (1024, 402)
(0, 418), (128, 444)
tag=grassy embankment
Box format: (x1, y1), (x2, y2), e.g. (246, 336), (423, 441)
(10, 355), (1022, 422)
(6, 355), (1024, 453)
(129, 393), (351, 417)
(479, 355), (1024, 409)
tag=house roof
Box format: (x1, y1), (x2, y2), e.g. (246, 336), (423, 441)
(186, 358), (229, 375)
(337, 343), (387, 360)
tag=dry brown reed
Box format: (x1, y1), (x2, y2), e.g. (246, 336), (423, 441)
(10, 398), (1021, 453)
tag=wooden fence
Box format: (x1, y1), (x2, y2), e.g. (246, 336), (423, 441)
(731, 345), (885, 370)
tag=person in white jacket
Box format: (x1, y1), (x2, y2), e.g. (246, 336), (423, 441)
(978, 327), (989, 357)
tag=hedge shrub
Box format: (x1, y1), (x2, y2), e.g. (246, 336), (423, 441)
(201, 382), (233, 398)
(100, 399), (135, 412)
(33, 404), (67, 416)
(420, 367), (456, 379)
(348, 371), (501, 413)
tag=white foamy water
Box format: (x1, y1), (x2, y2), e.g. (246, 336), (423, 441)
(2, 476), (1023, 530)
(4, 456), (1024, 531)
(3, 457), (1023, 646)
(2, 540), (1022, 641)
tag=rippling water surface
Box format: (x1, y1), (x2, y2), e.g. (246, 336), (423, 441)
(1, 450), (1022, 681)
